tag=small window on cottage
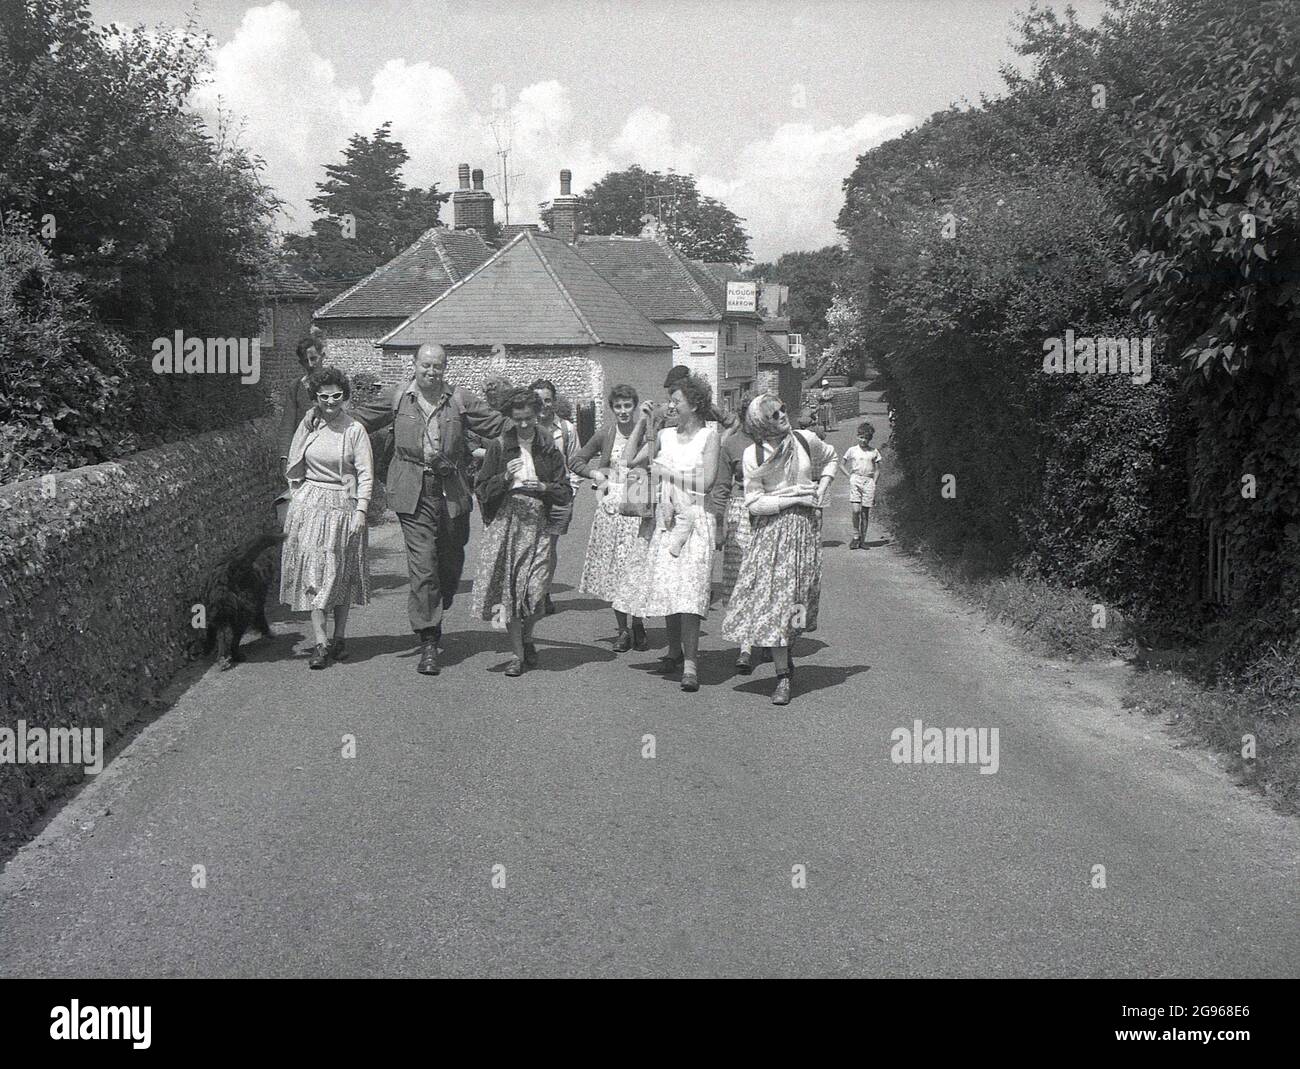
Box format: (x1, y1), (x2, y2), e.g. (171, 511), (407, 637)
(725, 321), (736, 347)
(259, 305), (275, 348)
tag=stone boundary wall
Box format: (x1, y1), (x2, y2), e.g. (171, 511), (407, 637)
(0, 419), (281, 853)
(802, 385), (862, 422)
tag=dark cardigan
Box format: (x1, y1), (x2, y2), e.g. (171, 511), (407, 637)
(474, 425), (572, 527)
(570, 419), (638, 479)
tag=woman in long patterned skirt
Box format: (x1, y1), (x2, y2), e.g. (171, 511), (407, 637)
(722, 394), (838, 705)
(280, 366), (373, 669)
(574, 384), (649, 652)
(471, 388), (573, 677)
(620, 373), (719, 692)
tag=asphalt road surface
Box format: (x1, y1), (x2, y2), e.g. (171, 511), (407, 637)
(2, 402), (1297, 977)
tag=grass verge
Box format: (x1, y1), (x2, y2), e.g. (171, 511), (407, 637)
(875, 444), (1299, 815)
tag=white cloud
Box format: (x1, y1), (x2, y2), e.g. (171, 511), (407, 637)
(193, 2), (912, 258)
(611, 107), (702, 174)
(702, 113), (915, 261)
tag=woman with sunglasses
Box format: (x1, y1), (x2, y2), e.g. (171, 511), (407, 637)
(722, 394), (837, 705)
(280, 366), (373, 669)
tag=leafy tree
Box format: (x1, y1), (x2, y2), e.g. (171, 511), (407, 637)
(284, 124), (448, 301)
(833, 0), (1209, 627)
(0, 0), (280, 479)
(0, 221), (138, 480)
(746, 245), (846, 355)
(1107, 0), (1300, 660)
(543, 164), (751, 263)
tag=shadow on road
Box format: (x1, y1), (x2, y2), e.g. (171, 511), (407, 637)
(480, 635), (619, 673)
(730, 661), (871, 698)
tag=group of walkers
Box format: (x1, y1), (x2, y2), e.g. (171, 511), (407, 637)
(275, 337), (876, 706)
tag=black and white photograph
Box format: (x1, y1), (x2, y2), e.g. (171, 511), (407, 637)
(0, 0), (1297, 1019)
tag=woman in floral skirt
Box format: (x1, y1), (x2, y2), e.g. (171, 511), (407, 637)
(618, 373), (720, 692)
(573, 384), (649, 652)
(280, 366), (373, 669)
(471, 388), (572, 676)
(722, 394), (837, 705)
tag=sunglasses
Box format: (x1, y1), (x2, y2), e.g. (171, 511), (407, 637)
(317, 392), (345, 402)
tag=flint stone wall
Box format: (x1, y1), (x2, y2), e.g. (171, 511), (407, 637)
(0, 419), (280, 854)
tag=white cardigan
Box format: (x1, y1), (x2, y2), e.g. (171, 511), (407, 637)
(742, 431), (838, 516)
(285, 413), (374, 514)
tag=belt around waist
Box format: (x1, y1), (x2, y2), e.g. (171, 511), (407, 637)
(305, 478), (345, 488)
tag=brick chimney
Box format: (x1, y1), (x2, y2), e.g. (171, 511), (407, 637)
(453, 163), (494, 231)
(549, 168), (583, 243)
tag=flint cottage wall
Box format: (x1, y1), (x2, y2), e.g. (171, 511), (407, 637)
(377, 344), (672, 435)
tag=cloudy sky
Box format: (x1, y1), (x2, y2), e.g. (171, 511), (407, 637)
(92, 0), (1105, 262)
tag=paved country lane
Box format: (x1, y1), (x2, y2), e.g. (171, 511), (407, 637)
(1, 404), (1297, 977)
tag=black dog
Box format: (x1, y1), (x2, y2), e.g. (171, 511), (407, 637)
(192, 531), (286, 670)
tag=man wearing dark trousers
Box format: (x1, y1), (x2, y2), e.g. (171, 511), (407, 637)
(352, 343), (504, 674)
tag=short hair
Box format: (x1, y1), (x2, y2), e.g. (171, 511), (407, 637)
(667, 372), (713, 417)
(663, 364), (691, 389)
(295, 336), (317, 368)
(528, 377), (558, 400)
(307, 365), (351, 401)
(503, 386), (542, 416)
(857, 421), (875, 439)
(414, 343), (445, 364)
(608, 383), (639, 408)
(482, 375), (512, 398)
(744, 393), (784, 440)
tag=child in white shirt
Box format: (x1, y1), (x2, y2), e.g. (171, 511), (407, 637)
(840, 422), (883, 550)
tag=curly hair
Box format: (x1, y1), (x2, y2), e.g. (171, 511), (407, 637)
(307, 365), (351, 401)
(528, 378), (558, 400)
(667, 372), (713, 417)
(502, 386), (543, 416)
(608, 383), (639, 408)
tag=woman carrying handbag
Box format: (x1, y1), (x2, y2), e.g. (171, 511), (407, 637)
(573, 384), (651, 652)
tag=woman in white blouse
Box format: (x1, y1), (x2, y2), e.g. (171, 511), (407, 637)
(280, 366), (373, 669)
(722, 394), (837, 705)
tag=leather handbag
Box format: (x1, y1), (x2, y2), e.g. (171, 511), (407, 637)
(619, 466), (656, 518)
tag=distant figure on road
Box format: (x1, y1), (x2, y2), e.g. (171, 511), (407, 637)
(573, 383), (649, 653)
(840, 422), (883, 550)
(471, 388), (572, 677)
(817, 379), (837, 433)
(722, 394), (837, 706)
(280, 366), (373, 670)
(350, 343), (504, 676)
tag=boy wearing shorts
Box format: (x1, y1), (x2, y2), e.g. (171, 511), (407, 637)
(840, 422), (883, 550)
